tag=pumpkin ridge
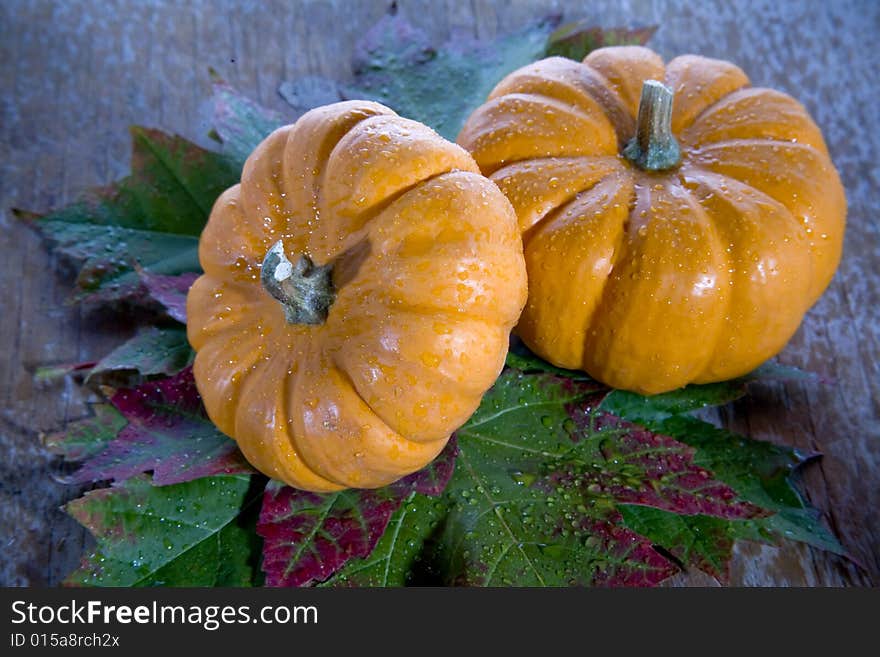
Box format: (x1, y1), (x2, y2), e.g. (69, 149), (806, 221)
(680, 166), (811, 242)
(680, 87), (829, 154)
(275, 353), (345, 491)
(500, 91), (614, 127)
(319, 169), (472, 260)
(520, 164), (622, 248)
(676, 175), (738, 381)
(459, 92), (617, 175)
(687, 137), (826, 159)
(194, 332), (269, 439)
(679, 167), (815, 381)
(328, 350), (441, 445)
(190, 304), (266, 350)
(575, 62), (636, 144)
(578, 171), (641, 370)
(490, 59), (626, 140)
(582, 46), (666, 123)
(581, 176), (728, 391)
(240, 126), (296, 241)
(671, 84), (750, 138)
(306, 360), (449, 486)
(685, 138), (838, 242)
(663, 54), (750, 135)
(281, 345), (350, 489)
(318, 114), (477, 235)
(291, 106), (394, 256)
(186, 274), (264, 348)
(338, 309), (501, 398)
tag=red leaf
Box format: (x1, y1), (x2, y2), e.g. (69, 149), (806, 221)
(139, 270), (198, 324)
(587, 517), (678, 587)
(258, 483), (398, 587)
(587, 412), (766, 519)
(258, 439), (457, 587)
(69, 367), (253, 485)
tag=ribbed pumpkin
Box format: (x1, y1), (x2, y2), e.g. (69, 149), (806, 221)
(187, 100), (527, 491)
(458, 46), (846, 394)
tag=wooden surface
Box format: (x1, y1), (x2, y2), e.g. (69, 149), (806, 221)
(1, 0), (877, 586)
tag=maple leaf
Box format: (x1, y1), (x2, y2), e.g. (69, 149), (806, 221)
(326, 10), (656, 141)
(66, 474), (262, 587)
(545, 22), (657, 60)
(209, 71), (284, 169)
(66, 367), (253, 486)
(324, 492), (448, 587)
(86, 326), (192, 384)
(257, 440), (457, 587)
(45, 403), (126, 462)
(426, 369), (762, 586)
(15, 127), (236, 305)
(139, 270), (198, 324)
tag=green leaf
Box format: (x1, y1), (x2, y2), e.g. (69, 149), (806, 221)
(257, 442), (456, 587)
(87, 326), (193, 383)
(602, 360), (826, 423)
(45, 404), (127, 462)
(65, 474), (262, 587)
(602, 383), (750, 423)
(651, 415), (845, 555)
(346, 12), (560, 139)
(324, 492), (448, 587)
(505, 340), (592, 380)
(427, 368), (762, 586)
(17, 127), (238, 303)
(69, 367), (254, 487)
(545, 22), (657, 60)
(617, 506), (749, 582)
(602, 370), (844, 558)
(210, 71), (284, 170)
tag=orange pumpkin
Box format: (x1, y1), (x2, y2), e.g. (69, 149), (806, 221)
(458, 46), (846, 394)
(187, 101), (527, 492)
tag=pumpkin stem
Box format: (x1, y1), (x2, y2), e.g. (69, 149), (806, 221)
(261, 240), (335, 325)
(623, 80), (681, 172)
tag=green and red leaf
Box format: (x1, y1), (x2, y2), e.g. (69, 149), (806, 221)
(45, 403), (126, 462)
(66, 474), (261, 587)
(428, 369), (764, 586)
(69, 367), (253, 486)
(340, 10), (561, 139)
(87, 326), (192, 382)
(17, 127), (236, 305)
(257, 441), (457, 587)
(210, 71), (284, 168)
(139, 271), (198, 324)
(545, 22), (657, 60)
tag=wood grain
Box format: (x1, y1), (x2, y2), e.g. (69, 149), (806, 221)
(1, 0), (877, 586)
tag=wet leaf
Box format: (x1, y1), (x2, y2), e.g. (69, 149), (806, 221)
(65, 474), (261, 587)
(87, 326), (192, 382)
(139, 270), (198, 324)
(45, 404), (126, 462)
(545, 22), (657, 60)
(324, 492), (448, 587)
(210, 71), (285, 169)
(258, 441), (456, 587)
(15, 128), (237, 304)
(342, 11), (561, 140)
(68, 367), (254, 486)
(427, 368), (763, 586)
